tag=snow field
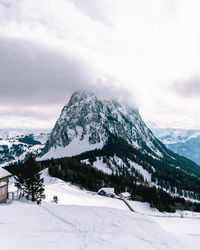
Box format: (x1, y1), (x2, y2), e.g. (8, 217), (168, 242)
(0, 169), (199, 250)
(0, 201), (188, 250)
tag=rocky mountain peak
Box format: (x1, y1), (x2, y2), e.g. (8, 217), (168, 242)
(40, 91), (167, 160)
(68, 90), (97, 106)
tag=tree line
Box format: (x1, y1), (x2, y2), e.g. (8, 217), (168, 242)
(39, 156), (200, 213)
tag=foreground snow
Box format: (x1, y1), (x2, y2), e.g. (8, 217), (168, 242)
(0, 201), (189, 250)
(1, 170), (200, 250)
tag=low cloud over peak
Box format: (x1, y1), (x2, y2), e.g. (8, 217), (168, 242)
(0, 38), (95, 107)
(2, 0), (200, 129)
(173, 76), (200, 98)
(0, 36), (136, 128)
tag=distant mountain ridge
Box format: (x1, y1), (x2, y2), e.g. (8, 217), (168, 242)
(0, 128), (49, 140)
(0, 129), (49, 166)
(150, 126), (200, 165)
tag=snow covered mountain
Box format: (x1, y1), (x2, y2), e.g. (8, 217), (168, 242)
(38, 91), (200, 200)
(150, 127), (200, 165)
(0, 129), (49, 166)
(41, 91), (168, 160)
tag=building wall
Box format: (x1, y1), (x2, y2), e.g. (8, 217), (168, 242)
(0, 177), (8, 203)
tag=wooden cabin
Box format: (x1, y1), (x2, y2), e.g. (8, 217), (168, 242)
(0, 168), (12, 203)
(98, 187), (115, 197)
(119, 192), (131, 200)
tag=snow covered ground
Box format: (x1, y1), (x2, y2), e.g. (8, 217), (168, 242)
(1, 170), (200, 250)
(42, 170), (127, 210)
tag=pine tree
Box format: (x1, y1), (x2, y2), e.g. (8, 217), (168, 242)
(14, 167), (26, 198)
(15, 154), (45, 205)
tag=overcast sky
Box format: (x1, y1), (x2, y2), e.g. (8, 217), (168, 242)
(1, 0), (200, 129)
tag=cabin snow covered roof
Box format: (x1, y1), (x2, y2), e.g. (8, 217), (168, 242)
(119, 192), (131, 198)
(0, 167), (12, 179)
(98, 188), (115, 194)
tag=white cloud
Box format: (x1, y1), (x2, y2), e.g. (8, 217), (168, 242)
(1, 0), (200, 128)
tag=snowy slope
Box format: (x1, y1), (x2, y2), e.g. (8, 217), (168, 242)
(42, 169), (127, 209)
(41, 128), (103, 160)
(0, 201), (187, 250)
(2, 171), (200, 250)
(81, 156), (152, 182)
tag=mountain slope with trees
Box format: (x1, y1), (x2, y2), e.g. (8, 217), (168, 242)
(37, 91), (200, 200)
(5, 91), (200, 211)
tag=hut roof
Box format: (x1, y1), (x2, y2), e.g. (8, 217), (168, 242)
(0, 167), (12, 179)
